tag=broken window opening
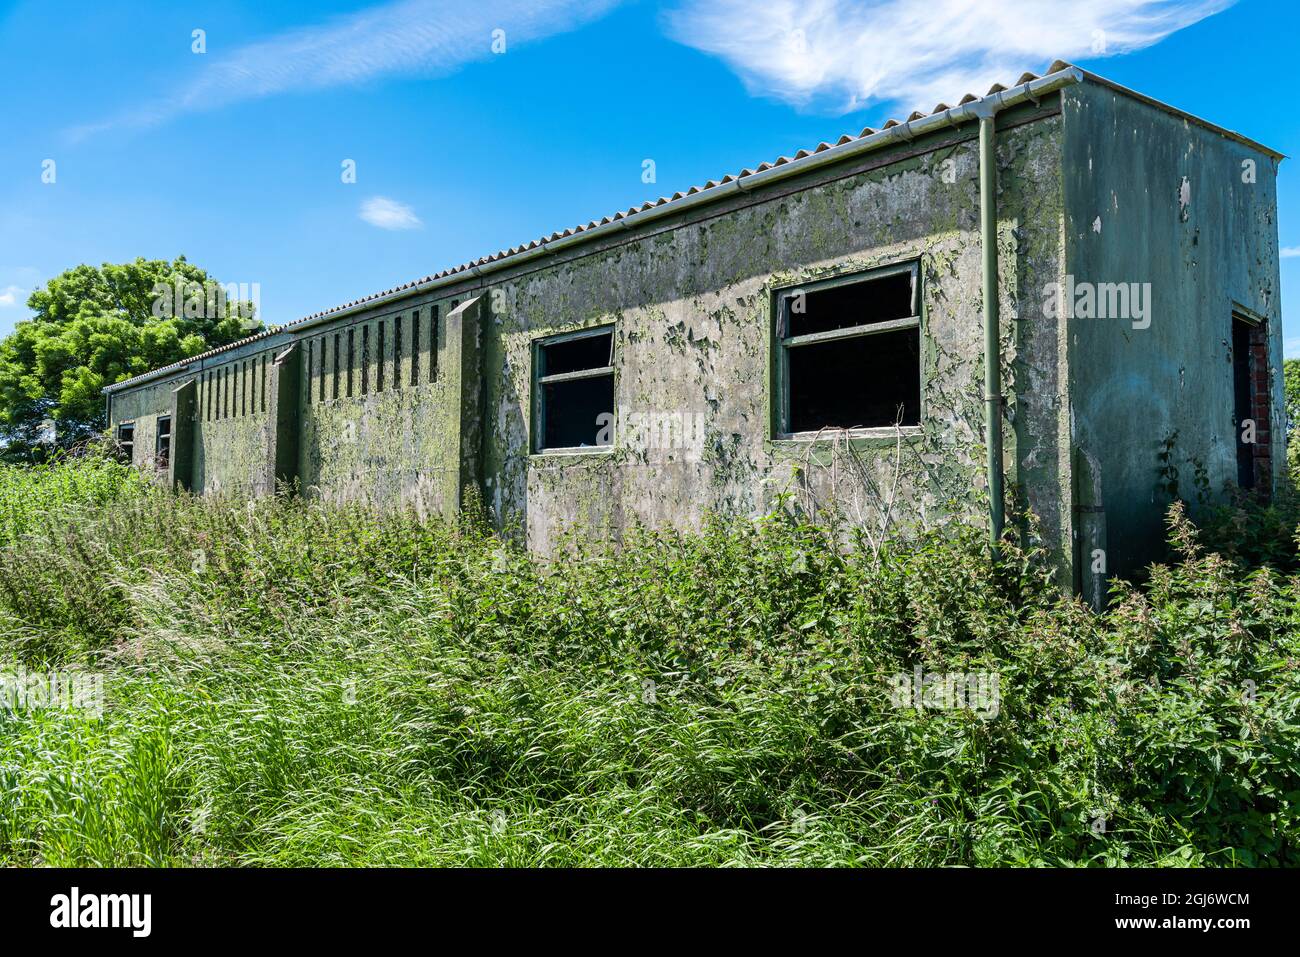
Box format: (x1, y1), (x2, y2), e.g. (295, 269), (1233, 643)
(116, 422), (134, 463)
(777, 263), (922, 435)
(534, 327), (615, 452)
(377, 320), (386, 392)
(155, 415), (171, 470)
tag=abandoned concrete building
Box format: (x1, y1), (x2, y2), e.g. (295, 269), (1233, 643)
(104, 62), (1285, 601)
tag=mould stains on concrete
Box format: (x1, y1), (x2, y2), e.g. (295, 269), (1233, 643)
(103, 84), (1283, 594)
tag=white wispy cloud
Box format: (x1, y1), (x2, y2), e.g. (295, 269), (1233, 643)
(70, 0), (621, 138)
(1281, 246), (1300, 259)
(0, 285), (26, 308)
(360, 196), (423, 230)
(665, 0), (1234, 114)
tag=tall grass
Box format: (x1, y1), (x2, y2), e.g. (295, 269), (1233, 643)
(0, 456), (1297, 866)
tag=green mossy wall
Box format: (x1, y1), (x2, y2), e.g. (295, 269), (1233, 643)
(1062, 83), (1284, 586)
(193, 353), (276, 497)
(481, 108), (1070, 568)
(109, 378), (175, 484)
(296, 295), (464, 518)
(115, 89), (1285, 595)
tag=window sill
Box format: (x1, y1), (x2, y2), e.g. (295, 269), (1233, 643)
(529, 445), (616, 462)
(770, 426), (922, 451)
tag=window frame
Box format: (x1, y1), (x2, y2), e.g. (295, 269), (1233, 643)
(772, 260), (923, 441)
(530, 324), (617, 455)
(1231, 307), (1271, 494)
(116, 421), (135, 463)
(155, 414), (172, 470)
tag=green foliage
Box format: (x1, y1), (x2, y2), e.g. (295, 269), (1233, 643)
(0, 257), (263, 457)
(0, 453), (145, 548)
(0, 459), (1298, 866)
(1195, 484), (1300, 572)
(1285, 358), (1300, 474)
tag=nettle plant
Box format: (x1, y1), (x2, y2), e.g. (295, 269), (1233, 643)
(0, 454), (1296, 866)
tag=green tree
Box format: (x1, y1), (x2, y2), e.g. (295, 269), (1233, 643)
(0, 257), (262, 458)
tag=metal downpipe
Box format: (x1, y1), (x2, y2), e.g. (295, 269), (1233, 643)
(978, 107), (1004, 552)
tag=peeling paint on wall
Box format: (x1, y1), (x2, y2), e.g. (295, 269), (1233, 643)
(103, 86), (1282, 593)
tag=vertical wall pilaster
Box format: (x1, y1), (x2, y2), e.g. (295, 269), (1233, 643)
(169, 378), (196, 492)
(266, 344), (302, 495)
(445, 296), (484, 512)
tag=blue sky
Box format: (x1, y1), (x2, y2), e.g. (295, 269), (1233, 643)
(1, 0), (1297, 352)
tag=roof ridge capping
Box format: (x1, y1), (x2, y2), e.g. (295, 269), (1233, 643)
(106, 60), (1278, 395)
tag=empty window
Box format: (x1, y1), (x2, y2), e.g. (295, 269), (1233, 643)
(156, 415), (171, 469)
(776, 264), (921, 435)
(377, 320), (386, 392)
(534, 327), (615, 451)
(116, 422), (134, 462)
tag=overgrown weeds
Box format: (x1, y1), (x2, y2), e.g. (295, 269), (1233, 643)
(0, 456), (1297, 866)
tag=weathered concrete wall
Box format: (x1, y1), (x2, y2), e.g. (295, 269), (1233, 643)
(296, 294), (465, 518)
(109, 378), (175, 478)
(480, 103), (1072, 569)
(105, 99), (1078, 577)
(102, 80), (1285, 593)
(193, 352), (276, 497)
(1062, 83), (1284, 587)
